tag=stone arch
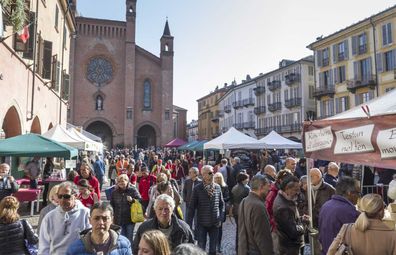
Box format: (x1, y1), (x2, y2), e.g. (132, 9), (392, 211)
(135, 121), (161, 148)
(2, 106), (22, 138)
(84, 118), (117, 149)
(30, 116), (42, 134)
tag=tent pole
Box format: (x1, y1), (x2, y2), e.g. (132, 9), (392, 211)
(307, 158), (314, 255)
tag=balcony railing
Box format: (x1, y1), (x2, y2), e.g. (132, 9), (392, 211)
(285, 73), (300, 85)
(243, 121), (255, 129)
(284, 97), (302, 108)
(234, 123), (244, 130)
(346, 74), (376, 93)
(254, 106), (266, 115)
(358, 44), (367, 55)
(255, 127), (271, 137)
(280, 123), (302, 133)
(268, 102), (282, 112)
(313, 86), (335, 99)
(242, 98), (255, 107)
(232, 100), (243, 109)
(322, 58), (329, 66)
(224, 105), (232, 113)
(254, 86), (266, 96)
(338, 52), (345, 61)
(267, 80), (281, 91)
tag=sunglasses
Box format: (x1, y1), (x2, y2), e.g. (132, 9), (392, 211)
(207, 172), (213, 175)
(58, 194), (73, 200)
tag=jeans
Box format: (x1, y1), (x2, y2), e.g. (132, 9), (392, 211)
(197, 224), (219, 255)
(30, 179), (38, 189)
(120, 223), (135, 244)
(97, 175), (104, 191)
(42, 183), (50, 206)
(217, 223), (223, 252)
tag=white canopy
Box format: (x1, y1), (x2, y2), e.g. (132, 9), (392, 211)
(228, 130), (302, 149)
(42, 124), (85, 149)
(327, 89), (396, 120)
(203, 127), (257, 150)
(68, 128), (103, 152)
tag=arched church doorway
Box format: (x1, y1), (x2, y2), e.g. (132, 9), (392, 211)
(136, 125), (156, 148)
(2, 106), (22, 138)
(30, 116), (41, 134)
(86, 121), (113, 149)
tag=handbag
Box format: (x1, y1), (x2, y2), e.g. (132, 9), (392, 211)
(131, 200), (145, 223)
(334, 224), (354, 255)
(21, 220), (38, 255)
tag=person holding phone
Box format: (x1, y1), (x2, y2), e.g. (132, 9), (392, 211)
(0, 163), (19, 201)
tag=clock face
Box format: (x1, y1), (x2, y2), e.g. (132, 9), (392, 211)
(86, 57), (113, 86)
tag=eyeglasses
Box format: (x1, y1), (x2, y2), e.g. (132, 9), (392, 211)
(92, 216), (111, 222)
(58, 194), (73, 200)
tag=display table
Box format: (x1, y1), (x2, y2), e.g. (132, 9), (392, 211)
(13, 188), (41, 216)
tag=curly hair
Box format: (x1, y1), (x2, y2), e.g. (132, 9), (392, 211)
(0, 196), (20, 224)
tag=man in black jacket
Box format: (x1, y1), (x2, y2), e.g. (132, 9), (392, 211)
(187, 165), (224, 255)
(133, 194), (194, 254)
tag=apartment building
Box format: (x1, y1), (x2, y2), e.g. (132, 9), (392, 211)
(0, 0), (76, 138)
(197, 83), (234, 140)
(186, 119), (198, 142)
(255, 58), (315, 141)
(218, 76), (257, 138)
(307, 5), (396, 119)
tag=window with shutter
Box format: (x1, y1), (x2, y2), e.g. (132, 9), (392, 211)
(55, 61), (60, 91)
(51, 55), (57, 87)
(36, 35), (44, 74)
(62, 71), (70, 101)
(42, 40), (52, 79)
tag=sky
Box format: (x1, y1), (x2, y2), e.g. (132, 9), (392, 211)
(77, 0), (394, 122)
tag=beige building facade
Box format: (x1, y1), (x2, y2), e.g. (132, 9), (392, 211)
(308, 5), (396, 119)
(0, 0), (75, 138)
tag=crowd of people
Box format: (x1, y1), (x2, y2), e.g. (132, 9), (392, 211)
(1, 147), (396, 254)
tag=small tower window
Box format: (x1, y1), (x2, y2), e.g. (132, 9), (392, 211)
(96, 95), (103, 111)
(164, 44), (169, 52)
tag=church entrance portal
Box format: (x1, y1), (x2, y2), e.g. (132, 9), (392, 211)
(86, 121), (113, 149)
(137, 125), (156, 148)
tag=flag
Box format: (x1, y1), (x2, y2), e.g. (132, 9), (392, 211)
(18, 25), (30, 43)
(0, 3), (4, 38)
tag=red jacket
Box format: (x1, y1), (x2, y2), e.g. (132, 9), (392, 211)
(74, 175), (101, 199)
(265, 182), (279, 231)
(138, 175), (156, 201)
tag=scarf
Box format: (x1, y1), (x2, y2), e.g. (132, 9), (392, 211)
(312, 179), (322, 203)
(204, 183), (215, 198)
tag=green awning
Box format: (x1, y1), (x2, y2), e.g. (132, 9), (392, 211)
(190, 140), (208, 151)
(178, 140), (200, 150)
(0, 133), (78, 158)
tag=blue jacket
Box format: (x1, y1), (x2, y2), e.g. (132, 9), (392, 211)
(318, 195), (360, 255)
(66, 228), (131, 255)
(93, 159), (105, 177)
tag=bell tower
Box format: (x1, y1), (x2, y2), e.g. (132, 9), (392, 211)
(125, 0), (137, 43)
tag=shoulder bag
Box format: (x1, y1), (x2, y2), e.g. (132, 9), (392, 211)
(334, 223), (354, 255)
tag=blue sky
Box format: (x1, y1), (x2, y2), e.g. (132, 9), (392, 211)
(78, 0), (394, 122)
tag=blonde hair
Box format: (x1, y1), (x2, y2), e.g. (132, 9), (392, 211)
(156, 173), (168, 183)
(355, 193), (384, 232)
(117, 174), (129, 182)
(140, 230), (171, 255)
(49, 184), (60, 205)
(0, 196), (20, 224)
(214, 172), (226, 187)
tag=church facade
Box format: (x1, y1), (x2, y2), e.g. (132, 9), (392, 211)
(69, 0), (183, 148)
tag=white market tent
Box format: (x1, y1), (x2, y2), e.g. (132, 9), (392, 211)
(227, 130), (302, 149)
(68, 128), (103, 152)
(203, 127), (257, 150)
(42, 124), (86, 149)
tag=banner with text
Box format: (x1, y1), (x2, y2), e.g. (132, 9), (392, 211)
(303, 114), (396, 169)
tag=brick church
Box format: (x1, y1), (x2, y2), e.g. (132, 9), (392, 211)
(69, 0), (186, 148)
